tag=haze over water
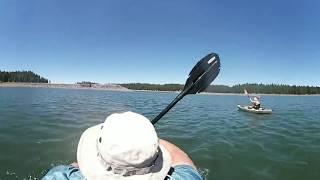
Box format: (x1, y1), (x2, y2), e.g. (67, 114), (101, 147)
(0, 88), (319, 180)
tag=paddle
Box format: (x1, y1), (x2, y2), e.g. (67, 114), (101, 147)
(244, 89), (252, 108)
(244, 89), (250, 99)
(151, 53), (221, 125)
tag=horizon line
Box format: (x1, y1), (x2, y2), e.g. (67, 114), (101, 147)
(2, 82), (319, 88)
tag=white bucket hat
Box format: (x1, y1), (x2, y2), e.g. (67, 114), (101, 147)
(77, 111), (172, 180)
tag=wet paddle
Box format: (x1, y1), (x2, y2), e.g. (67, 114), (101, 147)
(151, 53), (221, 125)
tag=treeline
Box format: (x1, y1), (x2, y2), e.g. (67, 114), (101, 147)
(120, 83), (320, 95)
(0, 71), (48, 83)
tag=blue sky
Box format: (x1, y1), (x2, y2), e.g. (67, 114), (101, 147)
(0, 0), (319, 86)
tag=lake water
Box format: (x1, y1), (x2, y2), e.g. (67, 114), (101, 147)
(0, 87), (319, 180)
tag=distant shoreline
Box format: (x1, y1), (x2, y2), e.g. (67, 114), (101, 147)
(136, 90), (320, 96)
(199, 92), (320, 96)
(0, 82), (131, 92)
(1, 82), (319, 96)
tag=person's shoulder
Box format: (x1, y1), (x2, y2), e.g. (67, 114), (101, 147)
(169, 165), (203, 180)
(42, 165), (84, 180)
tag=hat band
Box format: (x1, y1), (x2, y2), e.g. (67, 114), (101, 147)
(96, 139), (159, 176)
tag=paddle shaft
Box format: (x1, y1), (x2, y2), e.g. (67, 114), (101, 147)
(151, 83), (196, 124)
(151, 92), (186, 124)
(244, 89), (251, 100)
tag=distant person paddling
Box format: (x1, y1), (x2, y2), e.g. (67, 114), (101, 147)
(42, 111), (202, 180)
(250, 96), (261, 110)
(244, 89), (261, 110)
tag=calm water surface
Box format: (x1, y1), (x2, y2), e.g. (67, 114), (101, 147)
(0, 88), (319, 180)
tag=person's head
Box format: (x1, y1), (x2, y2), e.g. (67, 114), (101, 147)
(77, 111), (171, 180)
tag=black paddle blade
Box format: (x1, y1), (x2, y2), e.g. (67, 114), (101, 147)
(152, 52), (221, 124)
(184, 53), (220, 94)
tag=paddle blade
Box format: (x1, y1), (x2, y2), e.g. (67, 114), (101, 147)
(244, 89), (248, 95)
(184, 53), (221, 94)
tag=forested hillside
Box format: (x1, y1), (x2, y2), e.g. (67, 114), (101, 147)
(0, 71), (48, 83)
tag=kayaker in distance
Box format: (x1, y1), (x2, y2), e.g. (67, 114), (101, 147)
(238, 91), (272, 114)
(42, 111), (202, 180)
(250, 96), (261, 109)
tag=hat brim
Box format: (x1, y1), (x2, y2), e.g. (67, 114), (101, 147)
(77, 124), (172, 180)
